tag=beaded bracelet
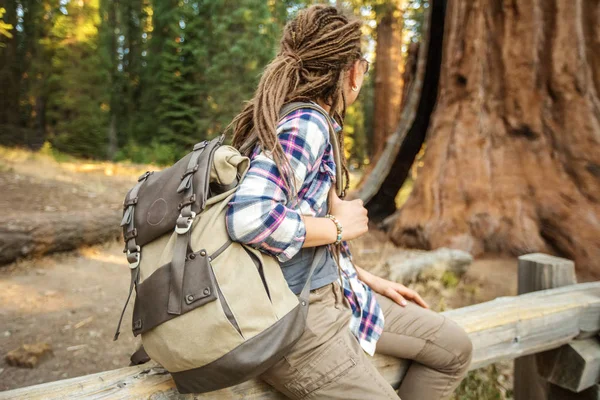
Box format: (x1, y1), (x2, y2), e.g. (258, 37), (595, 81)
(325, 214), (343, 245)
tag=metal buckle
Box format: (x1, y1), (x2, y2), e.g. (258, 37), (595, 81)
(175, 211), (197, 234)
(193, 140), (208, 151)
(127, 246), (141, 269)
(138, 171), (153, 182)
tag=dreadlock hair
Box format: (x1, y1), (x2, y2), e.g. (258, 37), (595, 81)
(226, 4), (362, 198)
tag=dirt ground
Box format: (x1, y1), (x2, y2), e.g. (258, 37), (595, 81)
(0, 148), (148, 391)
(0, 147), (520, 393)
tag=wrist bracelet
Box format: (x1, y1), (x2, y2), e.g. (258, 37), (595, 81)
(325, 214), (343, 245)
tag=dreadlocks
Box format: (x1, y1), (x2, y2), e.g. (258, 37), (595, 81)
(226, 4), (362, 198)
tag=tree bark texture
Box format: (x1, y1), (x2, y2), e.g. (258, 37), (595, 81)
(0, 211), (122, 265)
(371, 4), (405, 161)
(390, 0), (600, 277)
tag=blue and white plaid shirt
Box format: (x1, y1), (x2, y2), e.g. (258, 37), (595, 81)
(225, 103), (384, 355)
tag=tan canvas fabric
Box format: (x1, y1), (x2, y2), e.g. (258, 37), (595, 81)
(138, 146), (300, 372)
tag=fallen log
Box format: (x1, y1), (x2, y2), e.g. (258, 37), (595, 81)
(0, 210), (121, 265)
(2, 281), (599, 400)
(386, 247), (473, 283)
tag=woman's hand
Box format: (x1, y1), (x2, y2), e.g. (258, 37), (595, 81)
(329, 191), (369, 241)
(355, 265), (429, 309)
(370, 277), (429, 309)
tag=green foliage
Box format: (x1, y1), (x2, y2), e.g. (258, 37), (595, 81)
(441, 270), (460, 289)
(115, 140), (180, 165)
(403, 0), (427, 43)
(452, 365), (513, 400)
(0, 0), (386, 165)
(45, 0), (110, 159)
(38, 141), (76, 162)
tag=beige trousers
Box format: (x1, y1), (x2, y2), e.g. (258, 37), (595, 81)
(260, 281), (473, 400)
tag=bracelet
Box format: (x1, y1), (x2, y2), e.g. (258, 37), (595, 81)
(325, 214), (343, 245)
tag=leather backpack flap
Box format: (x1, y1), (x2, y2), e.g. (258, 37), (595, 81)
(124, 136), (223, 248)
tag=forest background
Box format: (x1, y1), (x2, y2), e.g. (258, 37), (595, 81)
(2, 0), (600, 398)
(0, 0), (421, 167)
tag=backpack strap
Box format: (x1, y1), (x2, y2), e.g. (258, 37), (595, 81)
(278, 102), (345, 198)
(113, 170), (153, 341)
(299, 246), (327, 305)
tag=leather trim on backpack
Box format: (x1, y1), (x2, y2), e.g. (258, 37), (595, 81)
(132, 246), (220, 336)
(170, 300), (307, 394)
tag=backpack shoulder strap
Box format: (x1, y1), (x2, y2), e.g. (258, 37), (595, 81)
(278, 102), (345, 197)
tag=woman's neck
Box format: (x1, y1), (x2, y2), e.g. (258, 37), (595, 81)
(314, 99), (331, 113)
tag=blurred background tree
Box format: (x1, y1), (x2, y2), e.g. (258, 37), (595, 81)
(0, 0), (422, 166)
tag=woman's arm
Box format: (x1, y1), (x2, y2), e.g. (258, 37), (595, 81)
(226, 111), (332, 262)
(300, 215), (338, 248)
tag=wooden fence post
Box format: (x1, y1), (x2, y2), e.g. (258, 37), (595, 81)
(547, 384), (600, 400)
(514, 253), (577, 400)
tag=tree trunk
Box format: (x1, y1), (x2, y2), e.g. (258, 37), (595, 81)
(371, 4), (405, 161)
(390, 0), (600, 278)
(400, 42), (419, 111)
(356, 0), (446, 223)
(0, 211), (122, 265)
(106, 0), (119, 160)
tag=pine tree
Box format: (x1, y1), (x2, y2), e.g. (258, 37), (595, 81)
(46, 0), (110, 158)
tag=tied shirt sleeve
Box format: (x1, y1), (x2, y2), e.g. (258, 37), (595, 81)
(225, 111), (329, 263)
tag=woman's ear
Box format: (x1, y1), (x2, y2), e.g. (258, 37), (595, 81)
(348, 61), (360, 88)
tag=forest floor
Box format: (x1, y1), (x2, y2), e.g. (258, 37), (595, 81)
(0, 147), (531, 397)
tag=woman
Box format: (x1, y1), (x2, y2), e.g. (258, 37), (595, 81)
(225, 4), (472, 399)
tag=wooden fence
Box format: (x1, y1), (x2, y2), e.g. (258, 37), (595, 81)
(1, 253), (599, 400)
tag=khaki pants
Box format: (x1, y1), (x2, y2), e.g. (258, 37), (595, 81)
(260, 281), (473, 399)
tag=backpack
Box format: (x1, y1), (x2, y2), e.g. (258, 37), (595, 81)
(113, 102), (344, 394)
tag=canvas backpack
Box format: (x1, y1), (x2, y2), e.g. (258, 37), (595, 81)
(113, 102), (345, 394)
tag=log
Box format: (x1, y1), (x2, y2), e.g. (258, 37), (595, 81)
(0, 210), (122, 265)
(2, 280), (599, 400)
(514, 253), (577, 400)
(538, 338), (600, 393)
(386, 247), (472, 283)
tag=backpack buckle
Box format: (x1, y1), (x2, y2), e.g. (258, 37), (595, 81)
(175, 211), (197, 234)
(137, 171), (153, 182)
(127, 246), (141, 269)
(193, 140), (208, 151)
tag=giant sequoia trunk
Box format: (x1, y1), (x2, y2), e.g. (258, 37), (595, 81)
(389, 0), (600, 277)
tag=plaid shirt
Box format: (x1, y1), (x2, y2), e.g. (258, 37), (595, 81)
(225, 103), (384, 355)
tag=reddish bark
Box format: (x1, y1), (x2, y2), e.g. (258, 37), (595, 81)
(391, 0), (600, 277)
(371, 4), (405, 161)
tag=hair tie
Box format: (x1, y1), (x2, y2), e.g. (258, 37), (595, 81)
(282, 51), (303, 69)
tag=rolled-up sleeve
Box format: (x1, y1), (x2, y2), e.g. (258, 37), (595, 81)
(225, 111), (329, 262)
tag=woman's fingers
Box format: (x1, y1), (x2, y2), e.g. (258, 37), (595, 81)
(410, 291), (430, 309)
(385, 288), (407, 307)
(395, 285), (430, 309)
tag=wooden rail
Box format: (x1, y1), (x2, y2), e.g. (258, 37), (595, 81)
(1, 254), (599, 399)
